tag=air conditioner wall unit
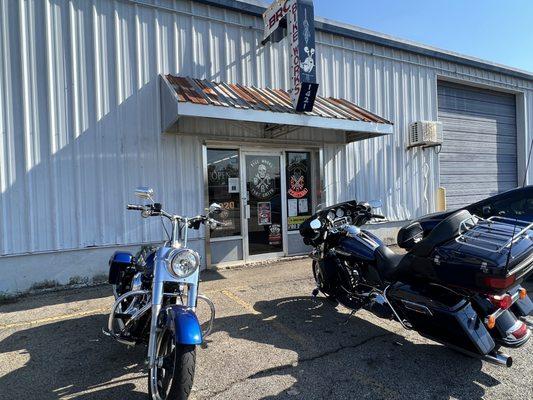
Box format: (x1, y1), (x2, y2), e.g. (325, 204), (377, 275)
(408, 121), (443, 149)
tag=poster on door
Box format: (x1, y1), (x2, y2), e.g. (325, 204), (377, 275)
(258, 202), (272, 225)
(286, 152), (312, 230)
(268, 224), (282, 245)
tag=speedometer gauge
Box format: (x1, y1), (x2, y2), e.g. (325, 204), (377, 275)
(327, 211), (336, 221)
(336, 208), (345, 218)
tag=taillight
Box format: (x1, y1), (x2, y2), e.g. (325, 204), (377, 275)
(483, 275), (516, 289)
(510, 322), (528, 340)
(488, 294), (513, 310)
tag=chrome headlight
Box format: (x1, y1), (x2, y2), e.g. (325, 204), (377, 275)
(166, 249), (200, 278)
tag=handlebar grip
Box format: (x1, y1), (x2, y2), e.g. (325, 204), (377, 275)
(127, 204), (145, 211)
(372, 214), (386, 220)
(210, 218), (225, 227)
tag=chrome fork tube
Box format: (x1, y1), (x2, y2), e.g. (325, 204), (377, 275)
(148, 281), (164, 368)
(187, 283), (197, 311)
(171, 218), (180, 248)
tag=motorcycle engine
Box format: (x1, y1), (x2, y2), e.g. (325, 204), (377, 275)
(341, 261), (361, 292)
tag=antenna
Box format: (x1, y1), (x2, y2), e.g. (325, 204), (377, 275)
(504, 137), (533, 270)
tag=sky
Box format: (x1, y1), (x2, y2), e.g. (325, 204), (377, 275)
(312, 0), (533, 73)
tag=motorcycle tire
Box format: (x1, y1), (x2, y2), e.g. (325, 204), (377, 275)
(149, 328), (196, 400)
(313, 260), (337, 301)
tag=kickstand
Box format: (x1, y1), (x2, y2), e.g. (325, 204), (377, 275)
(340, 309), (356, 325)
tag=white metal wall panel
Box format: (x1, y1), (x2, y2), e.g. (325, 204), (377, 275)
(0, 0), (532, 257)
(438, 81), (517, 209)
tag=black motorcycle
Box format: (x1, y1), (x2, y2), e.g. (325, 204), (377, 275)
(299, 200), (533, 366)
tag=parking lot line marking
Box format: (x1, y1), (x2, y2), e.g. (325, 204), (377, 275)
(220, 289), (260, 315)
(0, 307), (108, 330)
(220, 289), (310, 349)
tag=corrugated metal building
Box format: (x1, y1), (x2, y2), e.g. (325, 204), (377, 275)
(1, 0), (533, 294)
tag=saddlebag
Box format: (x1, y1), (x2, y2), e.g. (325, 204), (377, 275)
(388, 282), (496, 355)
(108, 251), (135, 285)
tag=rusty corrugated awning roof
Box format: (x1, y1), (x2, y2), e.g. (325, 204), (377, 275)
(160, 75), (393, 142)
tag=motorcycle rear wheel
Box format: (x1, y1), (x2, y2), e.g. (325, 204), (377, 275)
(149, 328), (196, 400)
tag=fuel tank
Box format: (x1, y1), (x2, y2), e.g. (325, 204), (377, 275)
(334, 229), (383, 262)
(334, 230), (383, 285)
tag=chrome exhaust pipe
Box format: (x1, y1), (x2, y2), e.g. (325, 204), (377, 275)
(484, 352), (513, 368)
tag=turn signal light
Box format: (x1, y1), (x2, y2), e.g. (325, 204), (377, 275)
(486, 315), (496, 330)
(519, 288), (527, 300)
(483, 275), (516, 289)
(488, 294), (513, 310)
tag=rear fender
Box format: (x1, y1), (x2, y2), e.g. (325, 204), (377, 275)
(511, 289), (533, 317)
(161, 305), (203, 345)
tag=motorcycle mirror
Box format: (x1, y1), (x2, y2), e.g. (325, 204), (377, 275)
(208, 203), (223, 215)
(368, 199), (383, 209)
(135, 187), (154, 201)
(310, 218), (322, 230)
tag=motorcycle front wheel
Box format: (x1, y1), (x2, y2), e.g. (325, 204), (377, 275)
(313, 260), (337, 300)
(148, 328), (196, 400)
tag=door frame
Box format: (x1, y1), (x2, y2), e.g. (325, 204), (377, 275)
(204, 142), (321, 267)
(241, 149), (288, 262)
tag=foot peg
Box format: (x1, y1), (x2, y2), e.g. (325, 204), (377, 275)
(312, 288), (319, 297)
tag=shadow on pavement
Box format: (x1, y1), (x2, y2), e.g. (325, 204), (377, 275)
(0, 294), (506, 400)
(0, 268), (229, 316)
(0, 285), (111, 315)
(0, 313), (147, 400)
(212, 296), (501, 400)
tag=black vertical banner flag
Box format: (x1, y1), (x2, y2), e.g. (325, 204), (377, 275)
(262, 1), (319, 112)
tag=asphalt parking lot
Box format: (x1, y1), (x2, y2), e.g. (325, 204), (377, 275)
(0, 258), (532, 400)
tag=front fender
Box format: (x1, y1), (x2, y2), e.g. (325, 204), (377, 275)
(162, 305), (203, 345)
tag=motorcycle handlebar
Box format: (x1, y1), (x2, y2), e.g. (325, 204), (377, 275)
(209, 218), (225, 227)
(372, 214), (386, 220)
(127, 204), (145, 211)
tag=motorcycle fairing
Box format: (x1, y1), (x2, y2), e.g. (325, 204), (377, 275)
(162, 305), (203, 345)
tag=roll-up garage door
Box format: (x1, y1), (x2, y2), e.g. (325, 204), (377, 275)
(438, 81), (517, 209)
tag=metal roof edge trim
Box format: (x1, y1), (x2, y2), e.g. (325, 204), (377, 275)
(177, 102), (394, 135)
(192, 0), (533, 82)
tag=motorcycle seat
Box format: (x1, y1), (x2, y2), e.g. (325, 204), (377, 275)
(411, 209), (473, 258)
(374, 245), (406, 281)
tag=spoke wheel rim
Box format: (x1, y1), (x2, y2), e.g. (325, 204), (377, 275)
(151, 330), (177, 400)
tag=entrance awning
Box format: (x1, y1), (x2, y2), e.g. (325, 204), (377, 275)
(160, 75), (393, 143)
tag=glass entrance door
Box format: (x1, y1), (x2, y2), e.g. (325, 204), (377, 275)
(244, 153), (284, 257)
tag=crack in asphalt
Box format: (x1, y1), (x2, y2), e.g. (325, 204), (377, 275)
(200, 332), (393, 399)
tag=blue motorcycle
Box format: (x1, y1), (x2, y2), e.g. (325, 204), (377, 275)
(105, 187), (221, 400)
(300, 200), (533, 367)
